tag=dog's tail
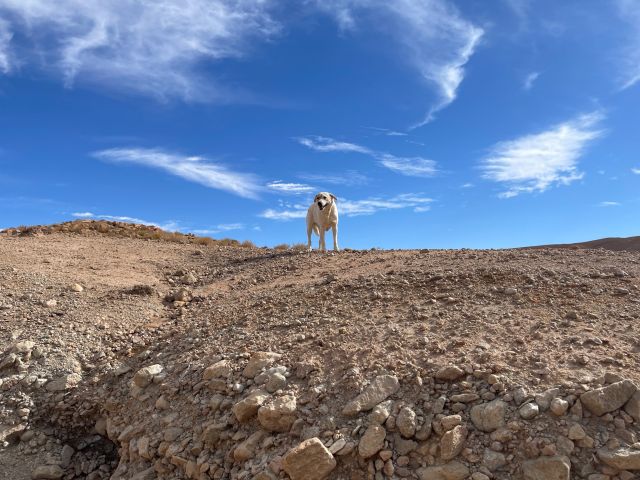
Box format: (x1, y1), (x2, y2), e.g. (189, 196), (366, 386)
(312, 224), (320, 236)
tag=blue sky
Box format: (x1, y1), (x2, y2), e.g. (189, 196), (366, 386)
(1, 0), (639, 249)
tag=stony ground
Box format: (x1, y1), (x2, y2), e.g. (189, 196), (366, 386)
(1, 224), (640, 480)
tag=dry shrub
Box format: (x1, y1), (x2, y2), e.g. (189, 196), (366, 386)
(274, 243), (289, 251)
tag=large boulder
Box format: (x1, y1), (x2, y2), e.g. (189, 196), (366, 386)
(624, 391), (640, 422)
(440, 425), (467, 461)
(342, 375), (400, 416)
(282, 437), (337, 480)
(580, 380), (637, 416)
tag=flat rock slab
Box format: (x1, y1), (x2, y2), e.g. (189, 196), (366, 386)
(282, 437), (337, 480)
(342, 375), (399, 416)
(580, 380), (637, 416)
(416, 461), (469, 480)
(522, 456), (571, 480)
(597, 448), (640, 470)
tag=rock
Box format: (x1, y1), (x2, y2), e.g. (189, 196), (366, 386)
(45, 373), (82, 391)
(233, 389), (269, 422)
(342, 375), (400, 416)
(359, 424), (386, 458)
(535, 388), (560, 411)
(70, 283), (83, 292)
(450, 393), (479, 403)
(329, 438), (347, 454)
(580, 380), (637, 416)
(234, 431), (265, 462)
(435, 366), (465, 381)
(440, 425), (467, 461)
(471, 474), (491, 480)
(31, 465), (64, 479)
(550, 398), (569, 416)
(470, 400), (506, 432)
(440, 415), (462, 431)
(203, 360), (232, 380)
(243, 352), (282, 378)
(13, 340), (35, 353)
(265, 372), (287, 393)
(130, 468), (156, 480)
(556, 436), (574, 456)
(258, 395), (297, 432)
(597, 448), (640, 470)
(416, 461), (469, 480)
(397, 406), (417, 438)
(483, 449), (507, 470)
(44, 299), (57, 308)
(369, 400), (392, 424)
(568, 423), (586, 440)
(522, 456), (571, 480)
(60, 444), (74, 468)
(132, 364), (163, 388)
(519, 403), (539, 420)
(624, 391), (640, 421)
(282, 437), (337, 480)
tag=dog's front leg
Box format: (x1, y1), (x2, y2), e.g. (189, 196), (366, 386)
(332, 224), (339, 252)
(306, 223), (313, 251)
(319, 228), (326, 252)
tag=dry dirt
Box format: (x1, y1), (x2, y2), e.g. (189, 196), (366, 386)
(1, 222), (640, 480)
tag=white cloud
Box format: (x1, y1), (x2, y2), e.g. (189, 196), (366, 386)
(599, 201), (621, 207)
(260, 193), (432, 220)
(481, 112), (604, 198)
(267, 181), (315, 194)
(618, 0), (640, 90)
(299, 170), (369, 186)
(296, 136), (371, 154)
(0, 0), (278, 100)
(523, 71), (540, 90)
(461, 182), (474, 188)
(71, 211), (178, 230)
(297, 136), (437, 177)
(192, 223), (244, 235)
(93, 147), (262, 199)
(632, 167), (640, 174)
(0, 19), (12, 73)
(314, 0), (483, 126)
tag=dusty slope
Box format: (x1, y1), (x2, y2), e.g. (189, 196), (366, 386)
(1, 226), (640, 480)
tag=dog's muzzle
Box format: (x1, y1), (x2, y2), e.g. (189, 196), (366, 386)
(318, 201), (326, 210)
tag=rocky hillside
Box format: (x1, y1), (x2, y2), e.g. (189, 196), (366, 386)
(529, 236), (640, 252)
(1, 223), (640, 480)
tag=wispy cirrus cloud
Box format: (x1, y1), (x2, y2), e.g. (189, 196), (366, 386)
(93, 147), (262, 199)
(297, 136), (437, 177)
(523, 71), (540, 90)
(0, 0), (279, 101)
(192, 223), (245, 235)
(71, 212), (179, 231)
(481, 111), (605, 198)
(598, 201), (621, 207)
(260, 193), (432, 220)
(267, 180), (315, 194)
(632, 167), (640, 174)
(0, 19), (12, 74)
(314, 0), (483, 127)
(298, 170), (369, 187)
(617, 0), (640, 90)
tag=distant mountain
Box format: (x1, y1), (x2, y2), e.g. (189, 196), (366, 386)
(528, 236), (640, 252)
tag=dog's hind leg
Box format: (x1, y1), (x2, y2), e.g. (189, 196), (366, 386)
(332, 224), (339, 252)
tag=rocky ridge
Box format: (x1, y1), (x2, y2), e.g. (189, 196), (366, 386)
(1, 225), (640, 480)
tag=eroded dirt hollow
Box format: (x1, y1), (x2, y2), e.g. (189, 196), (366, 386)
(1, 228), (640, 480)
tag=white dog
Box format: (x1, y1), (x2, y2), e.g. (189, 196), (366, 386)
(306, 192), (339, 252)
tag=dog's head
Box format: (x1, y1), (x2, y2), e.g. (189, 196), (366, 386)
(314, 192), (337, 211)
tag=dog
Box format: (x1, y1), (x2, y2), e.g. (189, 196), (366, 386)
(306, 192), (339, 252)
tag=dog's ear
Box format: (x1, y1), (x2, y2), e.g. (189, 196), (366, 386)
(330, 194), (337, 203)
